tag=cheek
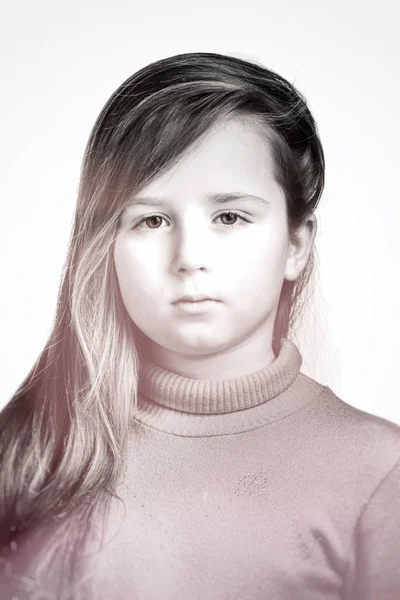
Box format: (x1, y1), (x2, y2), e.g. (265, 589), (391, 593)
(114, 257), (143, 314)
(117, 271), (160, 312)
(115, 243), (161, 293)
(237, 241), (287, 285)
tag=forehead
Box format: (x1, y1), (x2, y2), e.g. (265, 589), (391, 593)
(147, 118), (275, 189)
(122, 117), (283, 215)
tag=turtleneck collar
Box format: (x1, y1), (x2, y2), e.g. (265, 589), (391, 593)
(133, 338), (324, 437)
(137, 338), (301, 414)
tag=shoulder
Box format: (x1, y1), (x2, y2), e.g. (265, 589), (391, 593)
(322, 384), (400, 440)
(315, 383), (400, 474)
(295, 375), (400, 477)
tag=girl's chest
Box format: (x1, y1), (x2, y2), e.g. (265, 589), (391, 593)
(86, 484), (350, 600)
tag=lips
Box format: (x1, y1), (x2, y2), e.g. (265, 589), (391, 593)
(172, 295), (219, 303)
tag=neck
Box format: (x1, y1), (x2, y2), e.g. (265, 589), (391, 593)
(132, 337), (311, 437)
(135, 323), (276, 381)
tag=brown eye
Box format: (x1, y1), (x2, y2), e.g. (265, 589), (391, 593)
(145, 215), (164, 228)
(132, 214), (168, 232)
(219, 212), (239, 225)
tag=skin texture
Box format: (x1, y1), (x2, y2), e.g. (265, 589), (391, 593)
(114, 117), (317, 380)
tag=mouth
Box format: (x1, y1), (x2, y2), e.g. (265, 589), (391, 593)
(172, 296), (219, 304)
(172, 299), (220, 313)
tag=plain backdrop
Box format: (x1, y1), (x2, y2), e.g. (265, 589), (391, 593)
(0, 0), (399, 424)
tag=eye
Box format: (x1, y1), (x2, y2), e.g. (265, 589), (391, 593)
(133, 211), (250, 232)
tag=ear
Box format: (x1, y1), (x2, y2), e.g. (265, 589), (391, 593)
(284, 214), (317, 282)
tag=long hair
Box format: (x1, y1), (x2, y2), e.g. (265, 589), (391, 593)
(0, 52), (324, 597)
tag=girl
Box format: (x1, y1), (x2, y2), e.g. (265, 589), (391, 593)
(1, 52), (399, 600)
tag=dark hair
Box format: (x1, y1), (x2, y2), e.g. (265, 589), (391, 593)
(0, 52), (324, 598)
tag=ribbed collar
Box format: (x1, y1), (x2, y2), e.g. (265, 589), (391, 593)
(132, 338), (322, 437)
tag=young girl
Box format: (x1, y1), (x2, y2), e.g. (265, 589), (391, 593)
(1, 52), (399, 600)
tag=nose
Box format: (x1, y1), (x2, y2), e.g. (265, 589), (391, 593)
(172, 224), (211, 275)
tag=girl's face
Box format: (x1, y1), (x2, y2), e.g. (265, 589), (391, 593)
(114, 117), (314, 378)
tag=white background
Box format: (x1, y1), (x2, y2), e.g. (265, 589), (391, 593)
(0, 0), (399, 424)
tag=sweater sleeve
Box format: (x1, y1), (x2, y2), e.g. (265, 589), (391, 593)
(342, 454), (400, 600)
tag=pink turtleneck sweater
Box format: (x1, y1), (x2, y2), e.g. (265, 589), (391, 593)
(2, 338), (400, 599)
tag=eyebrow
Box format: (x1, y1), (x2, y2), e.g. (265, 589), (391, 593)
(126, 192), (269, 209)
